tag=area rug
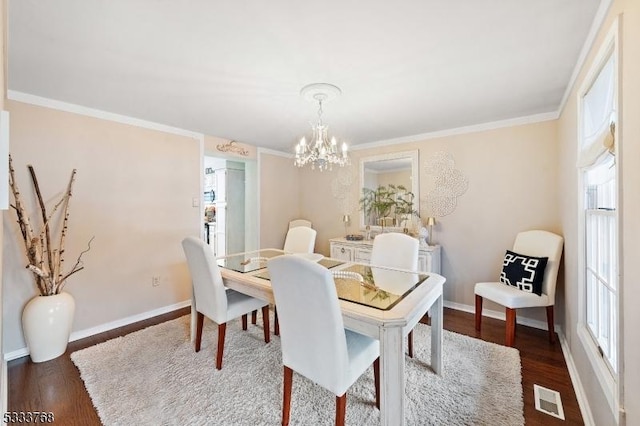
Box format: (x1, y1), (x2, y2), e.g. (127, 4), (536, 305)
(71, 314), (524, 425)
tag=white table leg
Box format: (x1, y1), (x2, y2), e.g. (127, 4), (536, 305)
(430, 294), (443, 375)
(380, 325), (405, 426)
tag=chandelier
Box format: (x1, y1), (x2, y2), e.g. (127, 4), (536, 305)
(295, 83), (350, 171)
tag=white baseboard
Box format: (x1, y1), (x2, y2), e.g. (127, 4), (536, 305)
(1, 359), (6, 416)
(68, 300), (191, 342)
(3, 300), (191, 361)
(558, 330), (595, 426)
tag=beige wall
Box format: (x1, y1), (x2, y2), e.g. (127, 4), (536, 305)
(300, 120), (560, 323)
(414, 122), (560, 314)
(258, 152), (300, 249)
(2, 100), (201, 353)
(557, 0), (640, 424)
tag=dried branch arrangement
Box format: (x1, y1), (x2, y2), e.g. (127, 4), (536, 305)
(8, 154), (93, 296)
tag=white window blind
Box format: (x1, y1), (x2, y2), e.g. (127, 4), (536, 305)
(578, 55), (616, 168)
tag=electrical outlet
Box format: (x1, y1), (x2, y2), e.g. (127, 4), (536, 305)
(152, 276), (161, 287)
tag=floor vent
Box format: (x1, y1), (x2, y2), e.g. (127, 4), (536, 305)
(534, 384), (565, 420)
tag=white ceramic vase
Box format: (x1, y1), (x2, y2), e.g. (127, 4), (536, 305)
(22, 292), (75, 363)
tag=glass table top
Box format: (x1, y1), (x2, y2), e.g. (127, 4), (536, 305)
(217, 249), (284, 273)
(218, 250), (344, 274)
(219, 250), (428, 311)
(333, 264), (428, 310)
(253, 257), (344, 280)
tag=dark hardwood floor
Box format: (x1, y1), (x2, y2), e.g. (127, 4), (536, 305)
(443, 309), (583, 425)
(8, 307), (583, 425)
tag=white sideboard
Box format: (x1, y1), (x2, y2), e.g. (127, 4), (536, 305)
(329, 237), (441, 274)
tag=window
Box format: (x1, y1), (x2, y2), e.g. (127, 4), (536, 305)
(583, 154), (617, 373)
(577, 25), (621, 414)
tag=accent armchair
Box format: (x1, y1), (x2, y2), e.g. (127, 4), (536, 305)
(474, 230), (563, 347)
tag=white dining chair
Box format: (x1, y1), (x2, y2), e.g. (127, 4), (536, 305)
(270, 225), (318, 335)
(283, 226), (317, 254)
(267, 255), (380, 426)
(370, 232), (420, 357)
(474, 230), (564, 347)
(288, 219), (312, 229)
(182, 237), (270, 370)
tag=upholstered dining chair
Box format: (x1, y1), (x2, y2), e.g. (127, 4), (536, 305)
(370, 232), (420, 357)
(474, 230), (564, 347)
(267, 255), (380, 426)
(288, 218), (312, 229)
(181, 237), (270, 370)
(283, 226), (317, 253)
(270, 225), (318, 335)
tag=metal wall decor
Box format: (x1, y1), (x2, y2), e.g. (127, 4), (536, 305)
(331, 165), (356, 214)
(421, 151), (468, 217)
(216, 140), (249, 157)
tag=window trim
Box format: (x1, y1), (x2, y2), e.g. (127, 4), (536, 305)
(575, 15), (623, 422)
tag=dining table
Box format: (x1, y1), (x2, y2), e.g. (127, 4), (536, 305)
(191, 248), (446, 426)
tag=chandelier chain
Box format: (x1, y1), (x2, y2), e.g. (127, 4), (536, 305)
(317, 99), (323, 125)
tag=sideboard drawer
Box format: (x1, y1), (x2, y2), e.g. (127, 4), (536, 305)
(354, 248), (371, 263)
(418, 254), (431, 274)
(330, 244), (354, 261)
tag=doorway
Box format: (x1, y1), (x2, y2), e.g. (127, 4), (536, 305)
(203, 154), (258, 256)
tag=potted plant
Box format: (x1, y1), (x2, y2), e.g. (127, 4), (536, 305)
(392, 184), (420, 230)
(359, 185), (396, 231)
(359, 184), (421, 233)
(8, 154), (92, 363)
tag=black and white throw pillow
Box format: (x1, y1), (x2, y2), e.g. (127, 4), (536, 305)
(499, 250), (548, 296)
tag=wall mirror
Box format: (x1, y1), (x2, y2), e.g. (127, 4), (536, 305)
(359, 150), (419, 231)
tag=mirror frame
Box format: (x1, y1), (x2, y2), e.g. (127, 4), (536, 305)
(358, 150), (420, 231)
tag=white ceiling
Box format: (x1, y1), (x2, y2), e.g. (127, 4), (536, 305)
(8, 0), (602, 152)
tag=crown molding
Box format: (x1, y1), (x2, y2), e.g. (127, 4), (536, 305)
(352, 111), (558, 151)
(8, 90), (562, 155)
(7, 90), (203, 141)
(557, 0), (614, 116)
(257, 147), (293, 158)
